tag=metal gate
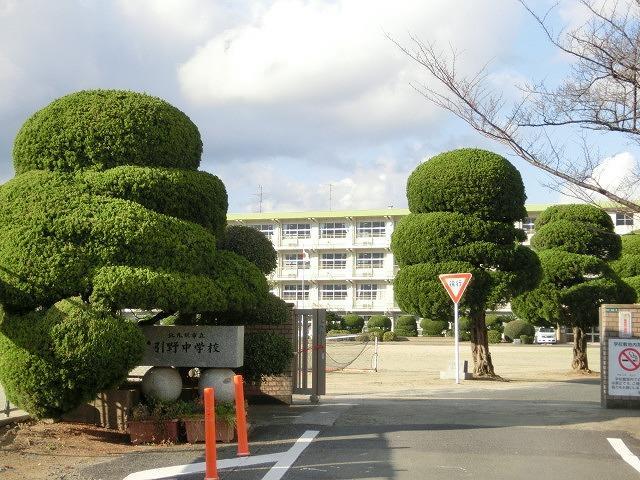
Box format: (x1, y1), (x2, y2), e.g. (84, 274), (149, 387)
(293, 309), (326, 401)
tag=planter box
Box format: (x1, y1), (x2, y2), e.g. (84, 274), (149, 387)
(129, 419), (179, 445)
(183, 418), (235, 443)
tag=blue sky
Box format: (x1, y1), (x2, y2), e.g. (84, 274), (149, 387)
(0, 0), (634, 212)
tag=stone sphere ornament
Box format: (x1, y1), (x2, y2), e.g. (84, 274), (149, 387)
(141, 367), (183, 402)
(198, 368), (235, 403)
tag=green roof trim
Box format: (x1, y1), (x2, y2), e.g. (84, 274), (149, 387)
(227, 203), (628, 221)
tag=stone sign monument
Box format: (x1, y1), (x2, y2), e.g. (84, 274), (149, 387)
(141, 325), (244, 368)
(600, 304), (640, 408)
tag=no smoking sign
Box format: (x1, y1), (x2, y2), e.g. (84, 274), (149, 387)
(618, 348), (640, 371)
(609, 339), (640, 397)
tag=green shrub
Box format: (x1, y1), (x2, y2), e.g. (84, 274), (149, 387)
(81, 167), (227, 239)
(520, 335), (533, 344)
(327, 329), (351, 336)
(367, 315), (391, 332)
(222, 225), (277, 275)
(459, 331), (471, 341)
(382, 331), (398, 342)
(343, 314), (364, 333)
(485, 314), (512, 332)
(0, 298), (145, 418)
(242, 332), (293, 383)
(394, 315), (418, 336)
(13, 90), (202, 174)
(326, 312), (344, 331)
(406, 148), (527, 222)
(487, 330), (502, 344)
(197, 293), (292, 326)
(503, 319), (535, 342)
(420, 319), (447, 336)
(365, 328), (384, 341)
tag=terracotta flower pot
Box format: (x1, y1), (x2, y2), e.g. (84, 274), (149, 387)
(183, 417), (235, 443)
(129, 419), (179, 445)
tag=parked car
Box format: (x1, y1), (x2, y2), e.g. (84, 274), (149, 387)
(534, 327), (556, 344)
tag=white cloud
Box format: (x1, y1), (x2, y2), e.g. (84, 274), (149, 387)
(559, 151), (640, 203)
(178, 0), (522, 134)
(218, 153), (422, 213)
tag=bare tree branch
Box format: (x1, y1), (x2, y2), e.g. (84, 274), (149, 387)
(387, 1), (640, 212)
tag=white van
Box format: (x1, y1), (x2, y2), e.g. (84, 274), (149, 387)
(534, 327), (556, 344)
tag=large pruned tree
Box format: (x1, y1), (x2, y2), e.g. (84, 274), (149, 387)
(389, 0), (640, 211)
(611, 232), (640, 298)
(392, 148), (541, 376)
(512, 204), (635, 371)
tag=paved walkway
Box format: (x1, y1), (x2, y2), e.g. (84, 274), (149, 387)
(80, 378), (640, 480)
(0, 384), (28, 426)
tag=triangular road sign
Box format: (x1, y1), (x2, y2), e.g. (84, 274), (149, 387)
(439, 273), (473, 304)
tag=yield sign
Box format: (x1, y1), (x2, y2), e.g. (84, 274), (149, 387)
(439, 273), (472, 304)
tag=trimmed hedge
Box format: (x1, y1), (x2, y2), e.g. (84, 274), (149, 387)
(13, 90), (202, 174)
(531, 218), (621, 260)
(343, 314), (364, 333)
(420, 319), (447, 336)
(503, 319), (535, 342)
(222, 225), (277, 275)
(242, 332), (293, 383)
(394, 315), (418, 337)
(382, 331), (398, 342)
(0, 298), (145, 418)
(203, 293), (292, 326)
(391, 212), (524, 267)
(406, 148), (527, 222)
(81, 167), (227, 239)
(367, 315), (392, 332)
(520, 335), (533, 344)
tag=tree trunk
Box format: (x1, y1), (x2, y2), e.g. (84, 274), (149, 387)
(471, 311), (496, 377)
(571, 326), (590, 372)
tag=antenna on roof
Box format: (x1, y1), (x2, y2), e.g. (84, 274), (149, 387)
(329, 183), (333, 211)
(252, 185), (269, 213)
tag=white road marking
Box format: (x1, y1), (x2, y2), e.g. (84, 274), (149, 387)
(262, 430), (319, 480)
(123, 430), (320, 480)
(608, 438), (640, 473)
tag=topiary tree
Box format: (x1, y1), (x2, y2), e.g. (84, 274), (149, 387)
(512, 204), (635, 371)
(0, 90), (275, 417)
(222, 225), (277, 275)
(343, 314), (364, 333)
(420, 319), (447, 336)
(394, 315), (418, 336)
(611, 232), (640, 299)
(392, 148), (541, 376)
(503, 319), (535, 342)
(367, 315), (392, 332)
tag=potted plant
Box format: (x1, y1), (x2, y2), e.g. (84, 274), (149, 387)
(181, 398), (238, 444)
(128, 401), (181, 445)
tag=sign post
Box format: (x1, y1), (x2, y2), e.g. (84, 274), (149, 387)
(439, 273), (473, 384)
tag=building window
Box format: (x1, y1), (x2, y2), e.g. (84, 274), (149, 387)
(283, 252), (310, 269)
(356, 252), (385, 269)
(282, 284), (309, 300)
(356, 221), (386, 237)
(356, 284), (379, 300)
(282, 223), (311, 239)
(521, 217), (536, 233)
(320, 253), (347, 269)
(616, 213), (634, 226)
(320, 284), (348, 300)
(320, 222), (347, 238)
(250, 224), (274, 238)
